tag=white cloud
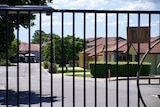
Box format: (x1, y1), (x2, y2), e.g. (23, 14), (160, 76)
(52, 0), (69, 4)
(97, 14), (106, 23)
(86, 13), (106, 24)
(42, 21), (72, 26)
(66, 0), (108, 9)
(108, 19), (127, 26)
(117, 1), (155, 10)
(36, 14), (57, 21)
(148, 0), (160, 3)
(151, 20), (160, 27)
(86, 14), (94, 19)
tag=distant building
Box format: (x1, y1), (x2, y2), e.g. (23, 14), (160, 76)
(19, 42), (40, 63)
(79, 37), (127, 68)
(79, 36), (160, 75)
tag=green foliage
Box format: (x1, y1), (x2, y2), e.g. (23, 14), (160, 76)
(89, 62), (151, 78)
(48, 63), (58, 73)
(0, 0), (51, 60)
(42, 42), (52, 61)
(9, 39), (20, 57)
(32, 30), (50, 44)
(40, 32), (84, 65)
(42, 33), (62, 62)
(0, 60), (12, 66)
(0, 17), (15, 60)
(64, 35), (84, 62)
(0, 0), (51, 6)
(43, 61), (49, 69)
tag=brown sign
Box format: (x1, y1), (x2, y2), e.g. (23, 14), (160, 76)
(127, 27), (150, 43)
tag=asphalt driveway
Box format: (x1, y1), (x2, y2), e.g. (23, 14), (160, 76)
(0, 63), (159, 107)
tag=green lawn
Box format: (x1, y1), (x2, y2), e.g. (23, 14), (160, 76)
(65, 72), (93, 78)
(57, 67), (89, 73)
(57, 67), (92, 77)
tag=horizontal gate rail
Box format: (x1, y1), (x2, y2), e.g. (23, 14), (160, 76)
(0, 6), (160, 14)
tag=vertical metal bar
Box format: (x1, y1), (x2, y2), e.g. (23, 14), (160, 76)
(127, 13), (130, 107)
(61, 12), (64, 107)
(16, 11), (20, 107)
(116, 13), (119, 107)
(105, 12), (108, 107)
(52, 12), (55, 64)
(83, 12), (86, 107)
(159, 14), (160, 40)
(28, 11), (31, 107)
(148, 13), (151, 50)
(50, 12), (53, 107)
(72, 12), (75, 107)
(39, 12), (42, 107)
(137, 12), (140, 107)
(94, 12), (97, 107)
(5, 10), (9, 107)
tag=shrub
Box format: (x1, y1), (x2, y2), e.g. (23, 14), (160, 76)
(89, 62), (109, 78)
(43, 61), (49, 69)
(0, 60), (12, 66)
(89, 62), (151, 78)
(48, 63), (58, 73)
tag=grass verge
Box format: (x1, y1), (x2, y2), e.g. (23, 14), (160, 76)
(65, 72), (93, 78)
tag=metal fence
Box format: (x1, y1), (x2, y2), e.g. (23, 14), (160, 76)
(0, 6), (160, 107)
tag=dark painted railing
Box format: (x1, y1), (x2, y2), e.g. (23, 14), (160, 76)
(0, 5), (160, 107)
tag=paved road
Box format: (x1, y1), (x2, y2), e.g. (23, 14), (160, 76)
(0, 63), (159, 107)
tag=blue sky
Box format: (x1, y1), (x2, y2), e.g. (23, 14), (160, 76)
(15, 0), (160, 42)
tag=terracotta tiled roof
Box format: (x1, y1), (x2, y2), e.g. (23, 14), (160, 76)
(133, 42), (160, 54)
(117, 41), (128, 53)
(106, 41), (127, 52)
(88, 44), (105, 56)
(150, 36), (160, 43)
(81, 44), (105, 57)
(131, 36), (160, 54)
(19, 42), (40, 52)
(87, 37), (126, 47)
(86, 37), (102, 43)
(83, 36), (160, 56)
(82, 37), (127, 57)
(86, 37), (105, 46)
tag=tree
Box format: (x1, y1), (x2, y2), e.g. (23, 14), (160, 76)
(0, 17), (15, 60)
(9, 39), (20, 57)
(0, 0), (52, 60)
(64, 35), (84, 62)
(0, 0), (50, 5)
(42, 33), (62, 63)
(32, 30), (50, 44)
(41, 33), (84, 65)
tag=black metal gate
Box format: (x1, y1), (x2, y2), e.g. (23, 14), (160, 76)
(0, 6), (160, 107)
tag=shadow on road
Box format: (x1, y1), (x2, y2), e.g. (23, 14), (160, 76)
(0, 89), (61, 106)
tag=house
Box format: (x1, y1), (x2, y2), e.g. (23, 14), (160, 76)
(19, 42), (40, 63)
(79, 36), (160, 75)
(79, 37), (127, 68)
(131, 36), (160, 75)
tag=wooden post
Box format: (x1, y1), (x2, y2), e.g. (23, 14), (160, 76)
(108, 69), (110, 81)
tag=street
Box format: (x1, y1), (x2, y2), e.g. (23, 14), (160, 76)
(0, 63), (159, 107)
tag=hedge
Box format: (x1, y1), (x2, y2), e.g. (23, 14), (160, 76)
(89, 62), (151, 78)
